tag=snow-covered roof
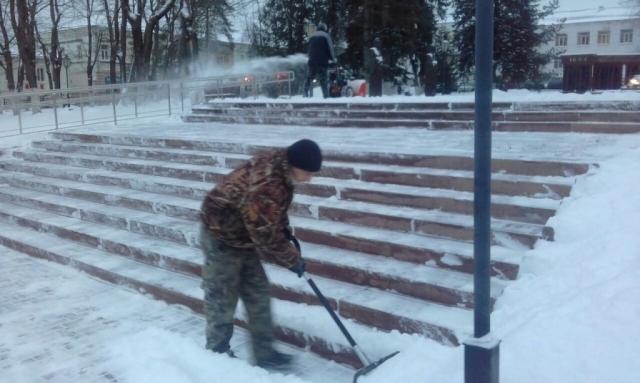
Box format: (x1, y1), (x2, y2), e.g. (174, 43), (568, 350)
(443, 0), (638, 26)
(543, 0), (639, 25)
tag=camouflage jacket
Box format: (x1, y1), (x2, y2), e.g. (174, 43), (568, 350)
(200, 148), (300, 268)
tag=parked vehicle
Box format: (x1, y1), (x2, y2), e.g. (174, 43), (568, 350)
(546, 77), (563, 90)
(625, 75), (640, 89)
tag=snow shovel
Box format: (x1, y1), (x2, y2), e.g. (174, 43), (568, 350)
(290, 236), (400, 382)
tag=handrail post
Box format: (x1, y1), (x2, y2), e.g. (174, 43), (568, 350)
(134, 85), (138, 118)
(112, 89), (117, 125)
(253, 76), (257, 99)
(52, 93), (59, 130)
(167, 83), (172, 115)
(18, 107), (22, 134)
(180, 82), (184, 111)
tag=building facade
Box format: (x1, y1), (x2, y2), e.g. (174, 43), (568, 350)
(539, 1), (640, 91)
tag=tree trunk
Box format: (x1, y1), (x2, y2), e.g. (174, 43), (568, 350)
(122, 0), (144, 81)
(49, 0), (62, 89)
(86, 1), (94, 86)
(141, 0), (177, 81)
(17, 61), (24, 91)
(102, 0), (119, 85)
(163, 12), (176, 76)
(11, 0), (38, 90)
(151, 22), (160, 80)
(0, 0), (16, 91)
(120, 2), (127, 82)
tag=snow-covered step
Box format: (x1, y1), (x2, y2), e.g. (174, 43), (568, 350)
(183, 113), (640, 134)
(311, 177), (560, 225)
(0, 214), (472, 347)
(1, 160), (212, 200)
(294, 195), (549, 249)
(31, 139), (575, 199)
(1, 160), (550, 248)
(291, 215), (523, 279)
(0, 169), (201, 219)
(14, 147), (231, 183)
(191, 107), (640, 123)
(32, 140), (250, 168)
(9, 151), (561, 224)
(0, 196), (506, 309)
(49, 131), (592, 177)
(183, 114), (433, 129)
(0, 174), (522, 279)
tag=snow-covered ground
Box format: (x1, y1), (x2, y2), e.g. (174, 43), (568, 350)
(1, 92), (639, 383)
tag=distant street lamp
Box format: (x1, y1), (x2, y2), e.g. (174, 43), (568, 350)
(62, 54), (72, 107)
(442, 40), (453, 95)
(305, 24), (317, 38)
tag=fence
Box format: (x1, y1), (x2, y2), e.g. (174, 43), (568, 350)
(0, 71), (295, 138)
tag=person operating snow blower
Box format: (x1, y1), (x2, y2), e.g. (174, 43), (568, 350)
(303, 23), (337, 98)
(199, 139), (322, 370)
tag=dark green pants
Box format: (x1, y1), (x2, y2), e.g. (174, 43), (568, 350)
(304, 65), (329, 98)
(200, 225), (275, 360)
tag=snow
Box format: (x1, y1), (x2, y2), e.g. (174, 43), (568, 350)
(359, 138), (640, 383)
(1, 87), (640, 382)
(106, 328), (308, 383)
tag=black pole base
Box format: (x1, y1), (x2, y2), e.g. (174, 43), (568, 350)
(464, 335), (500, 383)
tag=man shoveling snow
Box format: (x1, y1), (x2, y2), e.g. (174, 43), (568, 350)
(199, 139), (323, 370)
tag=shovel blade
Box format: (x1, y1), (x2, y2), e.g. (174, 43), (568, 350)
(353, 351), (399, 383)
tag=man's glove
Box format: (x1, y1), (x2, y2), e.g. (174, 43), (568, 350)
(288, 259), (306, 278)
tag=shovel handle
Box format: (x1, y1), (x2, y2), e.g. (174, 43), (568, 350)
(291, 235), (372, 366)
(304, 272), (359, 348)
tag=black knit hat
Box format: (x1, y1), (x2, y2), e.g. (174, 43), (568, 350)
(287, 139), (323, 173)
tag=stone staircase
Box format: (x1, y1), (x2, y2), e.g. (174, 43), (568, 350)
(184, 101), (640, 134)
(0, 128), (592, 368)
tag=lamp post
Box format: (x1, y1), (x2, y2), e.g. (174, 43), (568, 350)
(62, 54), (71, 107)
(305, 24), (317, 38)
(442, 40), (451, 95)
(464, 0), (500, 381)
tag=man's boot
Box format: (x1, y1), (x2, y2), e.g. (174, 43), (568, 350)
(256, 350), (294, 370)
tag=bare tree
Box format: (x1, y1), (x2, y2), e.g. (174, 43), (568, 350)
(86, 0), (104, 85)
(161, 6), (179, 76)
(72, 0), (105, 86)
(102, 0), (122, 84)
(120, 0), (127, 81)
(178, 0), (195, 75)
(122, 0), (177, 81)
(0, 0), (17, 92)
(34, 0), (65, 90)
(10, 0), (39, 91)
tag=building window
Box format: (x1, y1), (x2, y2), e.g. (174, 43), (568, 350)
(620, 29), (633, 43)
(555, 34), (567, 46)
(101, 44), (109, 60)
(76, 44), (82, 59)
(216, 54), (230, 64)
(553, 59), (563, 69)
(577, 32), (590, 45)
(37, 68), (45, 82)
(597, 31), (610, 44)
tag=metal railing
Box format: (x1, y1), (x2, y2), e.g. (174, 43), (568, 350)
(0, 71), (295, 137)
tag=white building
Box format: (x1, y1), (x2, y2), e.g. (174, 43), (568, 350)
(0, 26), (134, 94)
(540, 0), (640, 89)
